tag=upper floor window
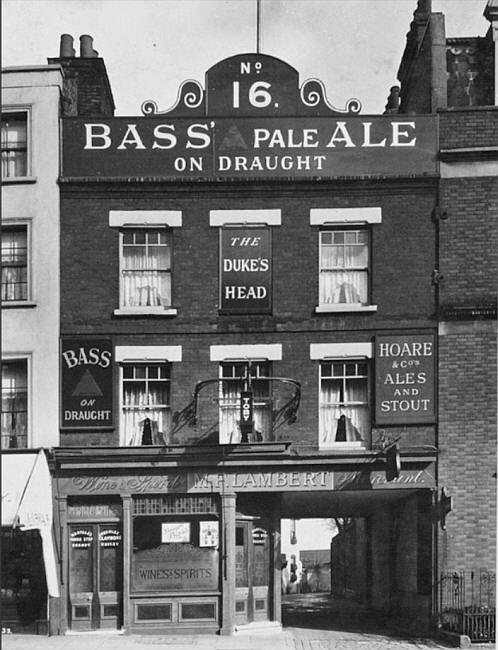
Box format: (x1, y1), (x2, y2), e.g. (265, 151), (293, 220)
(2, 224), (28, 302)
(219, 361), (272, 444)
(120, 229), (171, 311)
(121, 363), (171, 446)
(1, 359), (28, 448)
(319, 360), (369, 448)
(1, 111), (28, 179)
(319, 229), (369, 307)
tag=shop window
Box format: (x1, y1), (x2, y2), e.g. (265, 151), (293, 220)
(319, 360), (370, 448)
(121, 363), (171, 445)
(119, 229), (172, 312)
(2, 224), (29, 302)
(1, 359), (28, 448)
(1, 111), (29, 179)
(319, 229), (369, 307)
(219, 361), (272, 443)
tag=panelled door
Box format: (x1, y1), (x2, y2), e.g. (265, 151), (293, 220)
(68, 523), (122, 631)
(235, 520), (270, 626)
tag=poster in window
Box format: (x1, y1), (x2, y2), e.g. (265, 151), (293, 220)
(219, 226), (272, 313)
(60, 338), (113, 429)
(199, 521), (219, 547)
(161, 522), (190, 543)
(375, 334), (436, 424)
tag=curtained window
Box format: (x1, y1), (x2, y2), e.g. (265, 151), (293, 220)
(219, 362), (272, 443)
(319, 360), (369, 447)
(1, 225), (28, 302)
(1, 359), (28, 448)
(120, 229), (171, 309)
(1, 112), (28, 179)
(121, 363), (171, 446)
(319, 230), (369, 306)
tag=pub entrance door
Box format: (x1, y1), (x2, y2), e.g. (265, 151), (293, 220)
(235, 519), (271, 626)
(68, 523), (122, 631)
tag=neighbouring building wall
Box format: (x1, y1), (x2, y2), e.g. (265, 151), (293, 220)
(2, 67), (63, 448)
(437, 107), (497, 574)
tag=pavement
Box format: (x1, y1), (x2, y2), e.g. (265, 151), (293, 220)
(2, 593), (495, 650)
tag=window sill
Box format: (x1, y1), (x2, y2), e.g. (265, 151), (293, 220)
(113, 307), (178, 317)
(1, 176), (37, 185)
(2, 300), (36, 309)
(319, 442), (366, 450)
(315, 304), (378, 313)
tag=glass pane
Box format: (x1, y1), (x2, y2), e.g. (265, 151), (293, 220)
(345, 378), (368, 403)
(332, 363), (344, 377)
(122, 231), (133, 244)
(357, 230), (368, 244)
(345, 231), (356, 244)
(135, 366), (146, 379)
(321, 232), (333, 245)
(147, 231), (158, 244)
(333, 231), (344, 244)
(134, 231), (145, 244)
(99, 526), (122, 591)
(321, 362), (332, 377)
(70, 528), (93, 592)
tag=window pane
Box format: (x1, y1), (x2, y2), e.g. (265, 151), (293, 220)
(333, 232), (344, 244)
(321, 232), (333, 245)
(1, 113), (28, 178)
(1, 359), (28, 448)
(2, 226), (28, 301)
(134, 231), (146, 244)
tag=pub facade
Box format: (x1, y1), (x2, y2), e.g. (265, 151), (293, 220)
(49, 28), (442, 635)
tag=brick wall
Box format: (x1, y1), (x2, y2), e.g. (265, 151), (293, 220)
(439, 109), (498, 149)
(438, 321), (497, 572)
(59, 180), (437, 449)
(439, 176), (498, 308)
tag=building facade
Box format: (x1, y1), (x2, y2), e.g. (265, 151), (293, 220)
(1, 0), (495, 639)
(1, 64), (64, 632)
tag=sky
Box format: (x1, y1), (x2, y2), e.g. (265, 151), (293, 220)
(1, 0), (490, 115)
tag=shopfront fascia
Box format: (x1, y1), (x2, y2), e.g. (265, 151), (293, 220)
(50, 446), (436, 634)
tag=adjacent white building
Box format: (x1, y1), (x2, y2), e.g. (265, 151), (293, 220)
(2, 65), (63, 449)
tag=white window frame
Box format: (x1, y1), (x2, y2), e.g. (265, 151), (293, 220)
(311, 343), (372, 450)
(1, 108), (33, 182)
(1, 354), (31, 448)
(1, 219), (33, 307)
(116, 345), (181, 447)
(311, 208), (380, 313)
(109, 211), (181, 317)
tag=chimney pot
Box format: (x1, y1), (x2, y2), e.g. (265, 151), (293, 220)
(60, 34), (75, 57)
(80, 34), (98, 58)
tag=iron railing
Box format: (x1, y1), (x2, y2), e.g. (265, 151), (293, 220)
(437, 571), (496, 642)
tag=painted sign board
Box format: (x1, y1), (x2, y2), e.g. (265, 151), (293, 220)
(60, 338), (113, 429)
(132, 545), (218, 591)
(63, 466), (436, 495)
(375, 335), (436, 424)
(62, 115), (437, 180)
(220, 227), (272, 313)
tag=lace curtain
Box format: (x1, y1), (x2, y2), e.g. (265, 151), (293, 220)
(122, 234), (171, 307)
(1, 361), (28, 448)
(219, 378), (271, 443)
(320, 233), (368, 305)
(320, 377), (368, 444)
(123, 377), (170, 445)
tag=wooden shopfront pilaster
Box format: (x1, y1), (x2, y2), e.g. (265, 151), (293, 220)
(220, 492), (236, 636)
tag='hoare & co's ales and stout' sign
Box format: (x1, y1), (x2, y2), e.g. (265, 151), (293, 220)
(375, 335), (436, 425)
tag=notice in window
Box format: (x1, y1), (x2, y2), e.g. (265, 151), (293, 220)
(375, 334), (436, 424)
(219, 226), (272, 313)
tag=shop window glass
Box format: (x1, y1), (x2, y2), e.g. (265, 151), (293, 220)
(120, 229), (171, 309)
(319, 229), (369, 306)
(1, 359), (28, 448)
(2, 225), (28, 302)
(319, 360), (370, 447)
(219, 361), (271, 443)
(121, 363), (171, 445)
(1, 112), (28, 179)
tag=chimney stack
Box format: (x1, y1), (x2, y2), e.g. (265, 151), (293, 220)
(60, 34), (75, 58)
(80, 35), (99, 58)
